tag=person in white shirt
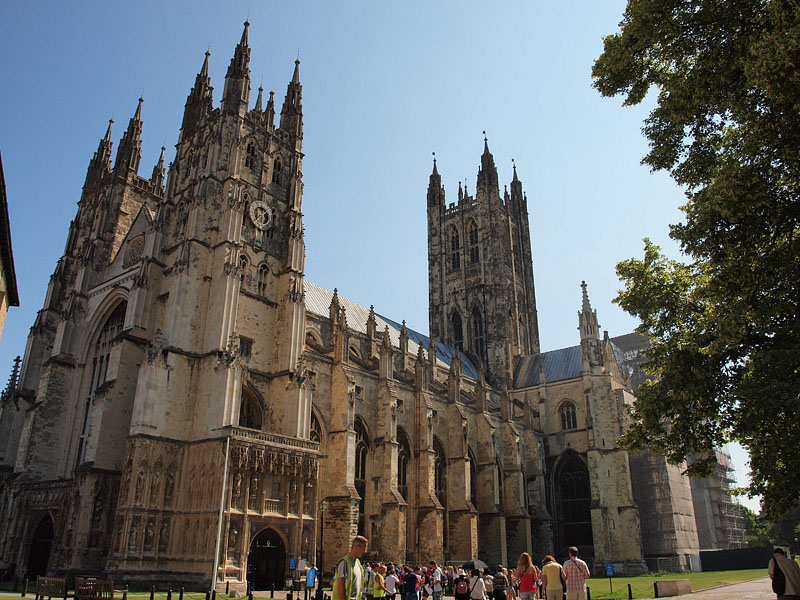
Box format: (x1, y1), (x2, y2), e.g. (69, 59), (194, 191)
(469, 569), (487, 600)
(385, 568), (399, 600)
(429, 562), (443, 600)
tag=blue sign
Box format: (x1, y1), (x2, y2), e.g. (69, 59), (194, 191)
(289, 558), (297, 570)
(605, 563), (615, 577)
(307, 567), (318, 588)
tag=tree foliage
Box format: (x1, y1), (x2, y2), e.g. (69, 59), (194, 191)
(593, 0), (800, 516)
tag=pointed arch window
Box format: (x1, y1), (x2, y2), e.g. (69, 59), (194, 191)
(560, 401), (577, 431)
(397, 428), (411, 501)
(310, 412), (322, 444)
(174, 202), (188, 238)
(354, 420), (369, 536)
(257, 263), (269, 296)
(245, 142), (257, 169)
(434, 437), (446, 507)
(272, 158), (282, 184)
(238, 255), (249, 283)
(239, 387), (263, 430)
(450, 227), (461, 271)
(471, 308), (485, 361)
(80, 301), (127, 466)
(451, 311), (463, 351)
(468, 220), (479, 264)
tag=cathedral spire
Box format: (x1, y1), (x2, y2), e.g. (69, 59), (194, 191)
(255, 86), (263, 111)
(279, 59), (303, 138)
(89, 119), (114, 172)
(114, 98), (143, 174)
(151, 146), (166, 190)
(181, 51), (213, 141)
(477, 132), (499, 193)
(222, 21), (251, 115)
(427, 152), (444, 208)
(578, 280), (600, 341)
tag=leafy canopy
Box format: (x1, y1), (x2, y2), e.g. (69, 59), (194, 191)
(593, 0), (800, 516)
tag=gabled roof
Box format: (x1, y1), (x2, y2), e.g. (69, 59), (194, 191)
(303, 280), (479, 379)
(513, 345), (583, 388)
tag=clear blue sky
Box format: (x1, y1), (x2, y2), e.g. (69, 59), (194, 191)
(0, 1), (757, 511)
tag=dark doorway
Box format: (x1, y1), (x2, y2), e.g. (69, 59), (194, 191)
(26, 516), (54, 579)
(247, 528), (286, 590)
(556, 453), (594, 558)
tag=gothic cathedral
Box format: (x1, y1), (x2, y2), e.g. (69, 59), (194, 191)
(1, 23), (715, 590)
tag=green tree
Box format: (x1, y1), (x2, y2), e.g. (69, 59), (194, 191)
(741, 506), (770, 548)
(592, 0), (800, 516)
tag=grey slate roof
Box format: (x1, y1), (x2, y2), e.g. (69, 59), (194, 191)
(513, 345), (583, 388)
(303, 280), (479, 379)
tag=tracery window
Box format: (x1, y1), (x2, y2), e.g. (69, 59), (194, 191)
(471, 308), (485, 361)
(238, 255), (248, 283)
(560, 401), (578, 431)
(397, 428), (411, 501)
(174, 202), (188, 238)
(450, 227), (461, 270)
(257, 263), (269, 296)
(272, 158), (282, 184)
(354, 420), (369, 535)
(80, 302), (127, 466)
(451, 311), (463, 351)
(310, 412), (321, 444)
(468, 220), (479, 264)
(239, 387), (263, 430)
(245, 142), (256, 169)
(434, 437), (446, 506)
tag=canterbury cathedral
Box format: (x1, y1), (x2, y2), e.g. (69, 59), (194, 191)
(0, 23), (741, 591)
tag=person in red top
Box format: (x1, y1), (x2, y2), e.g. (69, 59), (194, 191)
(514, 553), (539, 600)
(562, 547), (591, 600)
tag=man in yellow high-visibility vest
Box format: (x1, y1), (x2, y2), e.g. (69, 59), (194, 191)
(333, 536), (369, 600)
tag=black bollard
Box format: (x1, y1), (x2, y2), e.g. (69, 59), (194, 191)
(270, 584), (274, 599)
(628, 583), (633, 600)
(150, 586), (156, 600)
(249, 593), (254, 600)
(212, 590), (217, 600)
(206, 592), (211, 600)
(167, 590), (173, 600)
(21, 578), (28, 598)
(586, 586), (591, 600)
(181, 588), (185, 600)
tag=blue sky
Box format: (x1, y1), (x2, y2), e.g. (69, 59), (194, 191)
(0, 1), (758, 511)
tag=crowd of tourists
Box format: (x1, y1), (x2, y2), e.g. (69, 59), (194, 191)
(332, 536), (592, 600)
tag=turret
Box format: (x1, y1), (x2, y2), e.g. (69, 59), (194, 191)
(114, 98), (143, 175)
(476, 135), (499, 194)
(578, 280), (600, 342)
(181, 51), (213, 140)
(427, 154), (444, 208)
(88, 119), (114, 174)
(221, 21), (251, 116)
(265, 91), (275, 128)
(151, 146), (166, 190)
(279, 60), (303, 139)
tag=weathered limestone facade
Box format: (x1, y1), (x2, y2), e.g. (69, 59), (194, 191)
(0, 23), (728, 590)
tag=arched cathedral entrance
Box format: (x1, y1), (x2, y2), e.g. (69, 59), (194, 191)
(25, 516), (54, 579)
(555, 453), (594, 559)
(247, 528), (286, 590)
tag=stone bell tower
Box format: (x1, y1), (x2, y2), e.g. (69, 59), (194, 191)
(427, 140), (540, 385)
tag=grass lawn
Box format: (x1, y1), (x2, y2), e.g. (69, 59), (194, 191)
(586, 568), (767, 599)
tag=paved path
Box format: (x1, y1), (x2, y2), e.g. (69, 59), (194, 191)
(0, 578), (776, 600)
(665, 577), (773, 600)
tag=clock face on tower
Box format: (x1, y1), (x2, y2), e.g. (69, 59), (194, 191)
(248, 199), (274, 231)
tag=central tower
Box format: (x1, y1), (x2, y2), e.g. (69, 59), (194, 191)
(427, 140), (539, 384)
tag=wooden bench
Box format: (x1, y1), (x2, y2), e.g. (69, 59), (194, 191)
(35, 576), (69, 600)
(74, 578), (126, 600)
(654, 579), (692, 598)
